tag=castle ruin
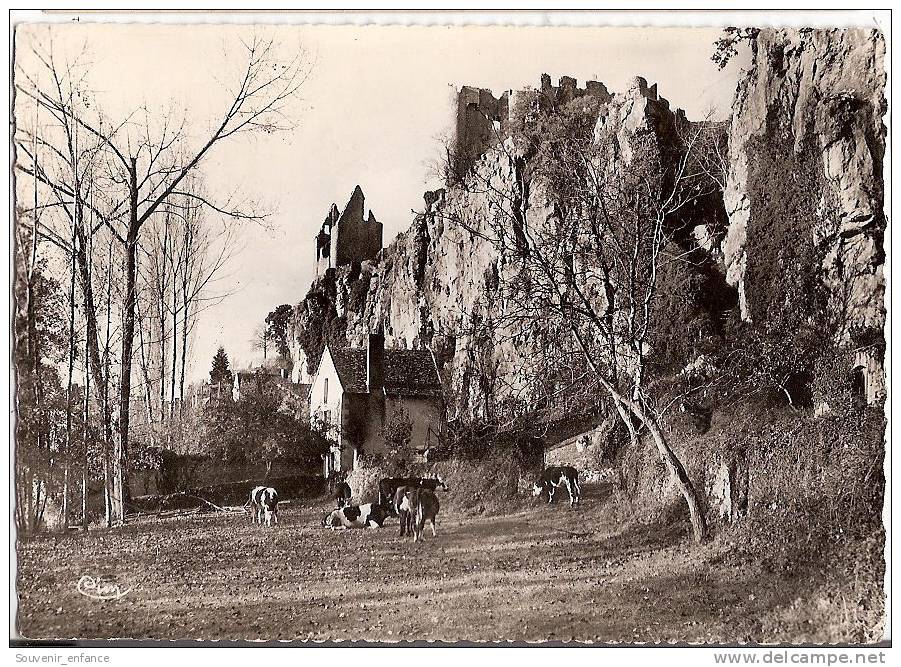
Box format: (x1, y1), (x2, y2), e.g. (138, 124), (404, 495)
(452, 74), (615, 174)
(315, 185), (383, 277)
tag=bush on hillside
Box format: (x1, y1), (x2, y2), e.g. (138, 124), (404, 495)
(613, 399), (885, 556)
(431, 452), (531, 516)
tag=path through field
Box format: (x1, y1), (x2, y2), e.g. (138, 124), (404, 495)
(16, 488), (816, 643)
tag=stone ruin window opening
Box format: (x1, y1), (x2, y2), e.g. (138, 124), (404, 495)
(850, 365), (867, 407)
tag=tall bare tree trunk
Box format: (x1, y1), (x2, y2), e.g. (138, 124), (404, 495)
(571, 328), (707, 542)
(135, 293), (156, 445)
(179, 301), (190, 409)
(103, 455), (110, 527)
(74, 221), (113, 464)
(63, 219), (78, 527)
(178, 205), (193, 410)
(38, 475), (49, 527)
(612, 397), (639, 448)
(82, 330), (90, 529)
(24, 471), (33, 533)
(22, 122), (43, 534)
(103, 236), (114, 528)
(116, 157), (140, 525)
(170, 261), (178, 421)
(158, 218), (169, 421)
(33, 478), (44, 530)
(81, 471), (87, 529)
(81, 219), (94, 529)
(607, 381), (707, 542)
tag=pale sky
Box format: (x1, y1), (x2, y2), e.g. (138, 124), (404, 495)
(14, 22), (749, 383)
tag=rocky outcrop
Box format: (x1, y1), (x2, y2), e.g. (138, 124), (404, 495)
(723, 28), (886, 336)
(290, 74), (706, 422)
(290, 34), (887, 421)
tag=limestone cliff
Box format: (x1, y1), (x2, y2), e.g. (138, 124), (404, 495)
(723, 28), (886, 337)
(290, 73), (708, 423)
(289, 30), (887, 420)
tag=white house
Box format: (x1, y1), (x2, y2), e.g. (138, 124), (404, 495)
(309, 333), (444, 474)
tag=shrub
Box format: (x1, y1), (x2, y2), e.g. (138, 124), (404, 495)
(431, 451), (530, 516)
(612, 397), (886, 555)
(347, 268), (372, 313)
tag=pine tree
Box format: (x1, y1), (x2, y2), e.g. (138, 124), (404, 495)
(209, 346), (233, 386)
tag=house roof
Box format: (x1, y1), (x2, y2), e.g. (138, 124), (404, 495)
(330, 348), (368, 393)
(384, 349), (443, 397)
(328, 346), (442, 398)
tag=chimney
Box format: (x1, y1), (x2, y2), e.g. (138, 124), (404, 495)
(367, 332), (385, 393)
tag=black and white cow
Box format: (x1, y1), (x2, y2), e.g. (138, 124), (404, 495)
(399, 488), (440, 542)
(334, 481), (352, 509)
(322, 503), (388, 530)
(378, 475), (449, 513)
(250, 486), (279, 526)
(532, 466), (582, 507)
(393, 485), (417, 537)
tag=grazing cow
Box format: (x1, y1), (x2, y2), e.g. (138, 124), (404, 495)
(323, 503), (388, 530)
(399, 488), (440, 542)
(393, 485), (417, 536)
(250, 486), (279, 526)
(334, 481), (352, 509)
(378, 475), (449, 513)
(532, 466), (582, 507)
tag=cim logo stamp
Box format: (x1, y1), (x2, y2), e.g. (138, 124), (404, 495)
(75, 575), (131, 601)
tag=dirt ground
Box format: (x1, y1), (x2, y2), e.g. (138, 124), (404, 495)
(14, 486), (869, 643)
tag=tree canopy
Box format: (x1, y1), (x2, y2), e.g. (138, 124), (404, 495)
(265, 304), (294, 360)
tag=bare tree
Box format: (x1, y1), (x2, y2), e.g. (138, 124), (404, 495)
(15, 32), (308, 523)
(250, 324), (270, 360)
(135, 178), (238, 434)
(13, 53), (120, 527)
(174, 190), (239, 405)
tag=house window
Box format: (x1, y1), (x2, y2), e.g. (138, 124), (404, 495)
(323, 410), (331, 428)
(324, 377), (329, 404)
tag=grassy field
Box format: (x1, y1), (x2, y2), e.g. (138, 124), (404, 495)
(15, 486), (882, 643)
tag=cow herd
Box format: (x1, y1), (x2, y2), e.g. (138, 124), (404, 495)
(320, 474), (448, 540)
(248, 465), (583, 541)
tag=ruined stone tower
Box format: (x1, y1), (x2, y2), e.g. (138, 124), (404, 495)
(452, 74), (614, 174)
(315, 185), (384, 277)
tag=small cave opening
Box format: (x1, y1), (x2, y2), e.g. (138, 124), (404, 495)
(781, 370), (814, 409)
(850, 365), (867, 405)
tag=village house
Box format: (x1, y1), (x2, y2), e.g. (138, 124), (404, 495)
(308, 333), (443, 474)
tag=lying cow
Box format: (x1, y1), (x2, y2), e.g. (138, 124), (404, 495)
(323, 503), (388, 530)
(532, 466), (582, 507)
(393, 485), (417, 537)
(334, 480), (352, 508)
(399, 488), (440, 542)
(378, 475), (449, 514)
(250, 486), (279, 526)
